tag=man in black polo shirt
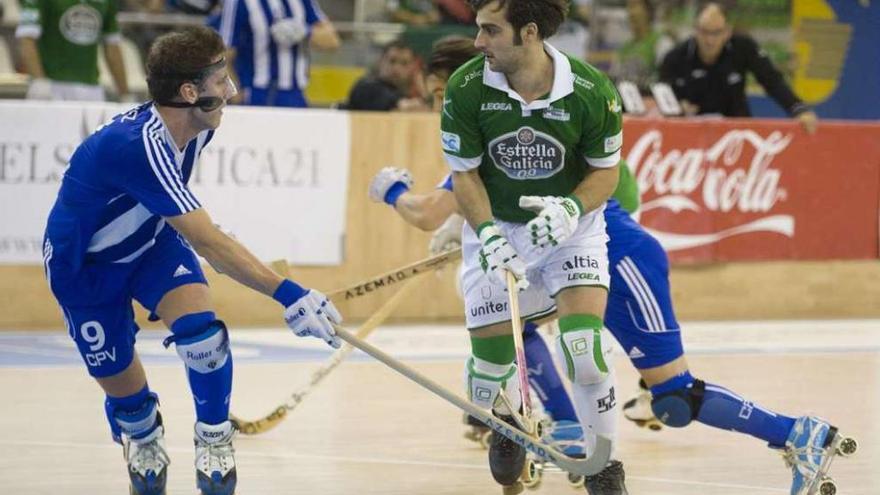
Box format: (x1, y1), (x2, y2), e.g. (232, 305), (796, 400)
(346, 40), (428, 111)
(659, 2), (818, 133)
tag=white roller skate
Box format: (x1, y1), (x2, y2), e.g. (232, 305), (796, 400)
(194, 420), (237, 495)
(124, 425), (170, 495)
(782, 416), (858, 495)
(622, 380), (662, 431)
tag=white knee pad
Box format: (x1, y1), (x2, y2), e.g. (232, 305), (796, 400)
(466, 357), (522, 414)
(174, 323), (230, 374)
(556, 327), (614, 385)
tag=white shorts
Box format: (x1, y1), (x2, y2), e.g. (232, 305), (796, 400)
(461, 206), (610, 330)
(27, 81), (106, 102)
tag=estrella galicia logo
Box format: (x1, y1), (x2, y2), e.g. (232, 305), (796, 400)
(488, 126), (565, 180)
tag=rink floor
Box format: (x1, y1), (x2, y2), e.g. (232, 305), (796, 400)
(0, 320), (877, 495)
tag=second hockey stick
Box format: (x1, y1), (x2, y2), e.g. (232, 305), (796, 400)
(231, 274), (425, 435)
(334, 326), (612, 477)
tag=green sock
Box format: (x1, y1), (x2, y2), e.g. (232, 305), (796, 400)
(470, 334), (515, 365)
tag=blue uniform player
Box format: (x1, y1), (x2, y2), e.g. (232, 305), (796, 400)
(218, 0), (340, 107)
(367, 35), (857, 495)
(43, 27), (342, 495)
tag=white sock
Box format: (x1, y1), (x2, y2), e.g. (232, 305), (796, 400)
(569, 369), (618, 460)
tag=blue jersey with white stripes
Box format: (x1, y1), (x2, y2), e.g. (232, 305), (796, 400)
(219, 0), (324, 93)
(44, 102), (212, 272)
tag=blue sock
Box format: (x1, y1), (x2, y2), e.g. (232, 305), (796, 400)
(697, 381), (795, 447)
(651, 372), (795, 447)
(523, 321), (578, 422)
(105, 384), (159, 442)
(171, 312), (233, 425)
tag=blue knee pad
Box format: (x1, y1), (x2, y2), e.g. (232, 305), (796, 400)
(164, 312), (233, 424)
(649, 372), (706, 428)
(104, 384), (161, 444)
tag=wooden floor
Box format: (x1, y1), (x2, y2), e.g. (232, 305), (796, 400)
(0, 321), (877, 495)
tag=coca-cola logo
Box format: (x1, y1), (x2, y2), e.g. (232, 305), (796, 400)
(626, 129), (795, 251)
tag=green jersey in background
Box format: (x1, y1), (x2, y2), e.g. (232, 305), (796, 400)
(17, 0), (120, 85)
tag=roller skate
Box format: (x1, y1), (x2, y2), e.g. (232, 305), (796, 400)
(622, 379), (662, 431)
(584, 460), (628, 495)
(782, 416), (858, 495)
(463, 413), (492, 449)
(542, 419), (590, 488)
(194, 420), (237, 495)
(489, 413), (528, 493)
(124, 425), (170, 495)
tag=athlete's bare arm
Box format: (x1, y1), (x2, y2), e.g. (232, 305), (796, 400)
(571, 163), (620, 214)
(167, 209), (283, 295)
(18, 37), (46, 78)
(311, 21), (341, 51)
(451, 169), (494, 230)
(395, 189), (458, 231)
(103, 41), (130, 97)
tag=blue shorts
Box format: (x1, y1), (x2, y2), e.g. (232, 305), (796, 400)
(605, 234), (683, 369)
(244, 86), (308, 108)
(48, 226), (207, 378)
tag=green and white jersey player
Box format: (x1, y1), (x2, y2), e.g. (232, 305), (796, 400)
(440, 0), (624, 487)
(16, 0), (130, 101)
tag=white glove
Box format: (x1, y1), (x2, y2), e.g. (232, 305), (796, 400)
(519, 195), (583, 249)
(270, 18), (308, 47)
(368, 166), (413, 204)
(26, 78), (53, 100)
(478, 222), (529, 291)
(283, 289), (343, 348)
(429, 213), (464, 254)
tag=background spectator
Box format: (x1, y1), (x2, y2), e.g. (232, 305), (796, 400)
(346, 39), (428, 111)
(659, 2), (818, 132)
(219, 0), (340, 107)
(548, 0), (592, 61)
(608, 0), (673, 89)
(387, 0), (440, 26)
(16, 0), (130, 101)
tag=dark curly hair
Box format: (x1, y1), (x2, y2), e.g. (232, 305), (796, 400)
(146, 26), (226, 103)
(468, 0), (568, 44)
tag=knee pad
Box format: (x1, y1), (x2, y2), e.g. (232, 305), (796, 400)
(164, 313), (230, 374)
(466, 357), (521, 413)
(105, 387), (161, 444)
(556, 323), (613, 385)
(651, 378), (705, 428)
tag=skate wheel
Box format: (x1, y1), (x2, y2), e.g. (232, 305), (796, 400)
(836, 437), (858, 457)
(566, 472), (584, 488)
(818, 477), (836, 495)
(521, 459), (542, 489)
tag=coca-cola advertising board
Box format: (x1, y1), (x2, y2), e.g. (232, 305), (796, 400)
(623, 118), (880, 263)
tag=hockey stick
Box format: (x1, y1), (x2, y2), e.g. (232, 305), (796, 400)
(269, 248), (461, 303)
(506, 271), (535, 434)
(326, 248), (461, 301)
(231, 274), (425, 435)
(333, 326), (612, 477)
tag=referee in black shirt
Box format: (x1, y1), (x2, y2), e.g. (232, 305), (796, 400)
(659, 2), (818, 133)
